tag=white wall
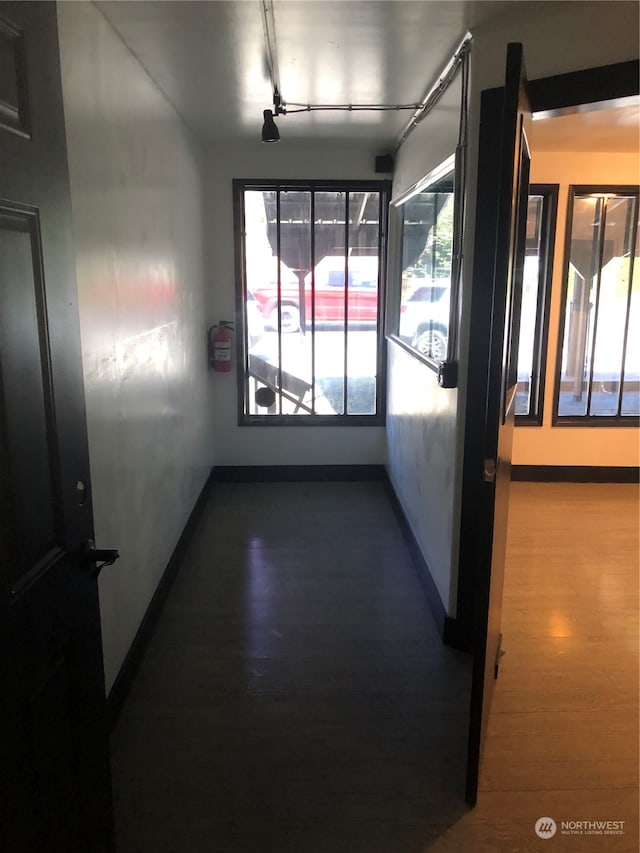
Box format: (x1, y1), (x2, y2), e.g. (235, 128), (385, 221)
(388, 0), (639, 617)
(386, 346), (459, 609)
(469, 1), (639, 93)
(57, 2), (213, 691)
(204, 142), (386, 465)
(386, 77), (461, 614)
(513, 151), (639, 467)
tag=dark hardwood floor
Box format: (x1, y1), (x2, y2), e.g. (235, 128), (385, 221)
(110, 481), (471, 852)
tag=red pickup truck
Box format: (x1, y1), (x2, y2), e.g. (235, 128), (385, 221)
(251, 256), (379, 332)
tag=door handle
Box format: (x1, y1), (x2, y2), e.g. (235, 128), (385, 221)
(80, 540), (120, 577)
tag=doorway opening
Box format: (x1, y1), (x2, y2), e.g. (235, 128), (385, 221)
(461, 58), (639, 804)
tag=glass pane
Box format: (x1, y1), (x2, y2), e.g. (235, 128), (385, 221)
(0, 215), (57, 579)
(312, 192), (346, 414)
(244, 190), (316, 416)
(0, 28), (19, 110)
(347, 192), (379, 414)
(589, 197), (635, 415)
(244, 190), (278, 415)
(398, 175), (453, 361)
(278, 191), (312, 414)
(622, 235), (640, 415)
(515, 195), (543, 416)
(558, 196), (603, 416)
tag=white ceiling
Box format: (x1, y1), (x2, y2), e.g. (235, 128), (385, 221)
(96, 0), (517, 146)
(96, 1), (639, 153)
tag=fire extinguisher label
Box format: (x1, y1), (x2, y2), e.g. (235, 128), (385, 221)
(214, 342), (231, 361)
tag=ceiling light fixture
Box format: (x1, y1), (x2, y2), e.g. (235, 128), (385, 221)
(261, 109), (280, 143)
(261, 88), (283, 141)
(260, 89), (423, 143)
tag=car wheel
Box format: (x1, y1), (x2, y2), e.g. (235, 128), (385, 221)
(270, 303), (300, 333)
(414, 328), (447, 360)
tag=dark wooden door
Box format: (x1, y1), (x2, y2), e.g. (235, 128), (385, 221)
(0, 3), (114, 850)
(465, 43), (531, 805)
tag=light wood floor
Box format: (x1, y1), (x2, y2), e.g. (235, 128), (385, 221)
(111, 480), (638, 852)
(431, 482), (639, 853)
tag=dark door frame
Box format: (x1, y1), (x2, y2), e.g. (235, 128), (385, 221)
(0, 3), (115, 848)
(453, 58), (640, 654)
(463, 41), (533, 806)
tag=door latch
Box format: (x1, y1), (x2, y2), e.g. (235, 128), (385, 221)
(483, 458), (497, 483)
(80, 540), (120, 577)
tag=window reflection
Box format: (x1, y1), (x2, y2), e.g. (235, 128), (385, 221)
(395, 169), (454, 363)
(515, 187), (557, 423)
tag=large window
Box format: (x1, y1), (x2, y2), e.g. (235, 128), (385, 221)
(515, 185), (558, 423)
(554, 186), (639, 423)
(234, 180), (389, 424)
(387, 156), (459, 369)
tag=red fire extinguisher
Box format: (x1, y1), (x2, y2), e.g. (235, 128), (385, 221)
(209, 320), (234, 372)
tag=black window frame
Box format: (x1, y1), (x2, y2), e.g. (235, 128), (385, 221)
(553, 184), (640, 426)
(515, 184), (558, 425)
(233, 178), (391, 426)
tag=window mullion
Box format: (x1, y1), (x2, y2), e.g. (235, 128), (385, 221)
(310, 191), (316, 414)
(376, 191), (384, 414)
(343, 192), (349, 416)
(276, 189), (283, 415)
(531, 191), (554, 421)
(432, 195), (439, 278)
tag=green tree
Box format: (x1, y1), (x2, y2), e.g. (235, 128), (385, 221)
(415, 193), (454, 279)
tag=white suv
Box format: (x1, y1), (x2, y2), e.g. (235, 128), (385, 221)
(398, 282), (450, 361)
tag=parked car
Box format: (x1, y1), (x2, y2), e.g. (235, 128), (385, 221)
(399, 282), (450, 361)
(251, 256), (379, 332)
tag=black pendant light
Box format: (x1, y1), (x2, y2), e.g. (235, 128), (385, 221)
(261, 108), (280, 143)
